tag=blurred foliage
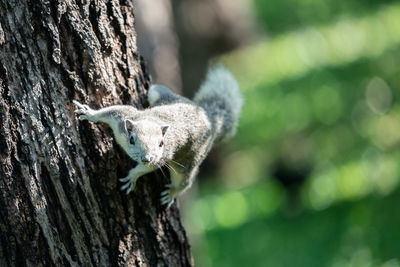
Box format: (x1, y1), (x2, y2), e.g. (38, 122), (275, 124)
(182, 1), (400, 266)
(195, 189), (400, 267)
(253, 0), (397, 35)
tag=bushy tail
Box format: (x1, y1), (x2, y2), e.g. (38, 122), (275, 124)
(193, 66), (243, 142)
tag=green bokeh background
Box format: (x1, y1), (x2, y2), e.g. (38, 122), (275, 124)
(181, 1), (400, 266)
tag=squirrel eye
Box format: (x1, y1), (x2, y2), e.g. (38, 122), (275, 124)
(130, 136), (135, 145)
(159, 140), (164, 147)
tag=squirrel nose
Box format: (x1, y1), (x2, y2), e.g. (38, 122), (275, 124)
(142, 156), (150, 163)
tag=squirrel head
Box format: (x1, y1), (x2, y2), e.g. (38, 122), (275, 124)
(124, 119), (169, 165)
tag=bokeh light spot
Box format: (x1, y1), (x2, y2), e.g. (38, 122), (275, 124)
(365, 77), (392, 115)
(214, 192), (248, 228)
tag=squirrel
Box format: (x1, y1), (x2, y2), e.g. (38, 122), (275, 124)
(73, 66), (243, 207)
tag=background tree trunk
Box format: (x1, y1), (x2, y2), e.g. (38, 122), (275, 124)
(0, 0), (192, 266)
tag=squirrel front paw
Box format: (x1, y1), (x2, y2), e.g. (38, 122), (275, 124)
(73, 100), (96, 121)
(119, 175), (137, 195)
(160, 184), (178, 207)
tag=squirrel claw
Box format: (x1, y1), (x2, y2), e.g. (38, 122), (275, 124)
(160, 190), (170, 196)
(79, 115), (88, 120)
(126, 186), (134, 195)
(72, 100), (82, 107)
(120, 178), (136, 194)
(160, 187), (176, 207)
(119, 176), (131, 182)
(73, 100), (89, 110)
(73, 100), (94, 121)
(120, 183), (129, 191)
(160, 197), (175, 208)
(160, 195), (173, 206)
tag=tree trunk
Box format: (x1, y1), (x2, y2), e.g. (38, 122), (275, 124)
(0, 0), (192, 266)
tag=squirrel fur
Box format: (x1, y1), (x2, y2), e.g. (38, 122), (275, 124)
(73, 66), (243, 207)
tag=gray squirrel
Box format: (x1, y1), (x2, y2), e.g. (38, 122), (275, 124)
(73, 66), (243, 207)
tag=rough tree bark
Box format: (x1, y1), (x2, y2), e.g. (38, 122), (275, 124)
(0, 0), (192, 266)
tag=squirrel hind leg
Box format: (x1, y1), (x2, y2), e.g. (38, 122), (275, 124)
(148, 85), (180, 106)
(147, 85), (162, 106)
(160, 166), (198, 207)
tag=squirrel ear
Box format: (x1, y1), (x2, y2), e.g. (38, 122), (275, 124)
(125, 119), (136, 133)
(161, 125), (169, 136)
